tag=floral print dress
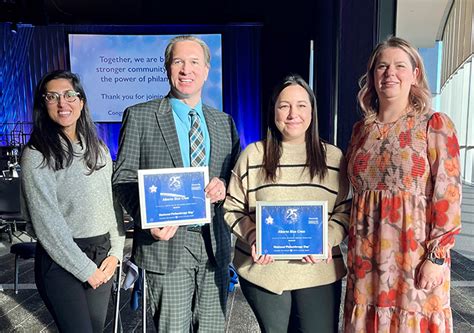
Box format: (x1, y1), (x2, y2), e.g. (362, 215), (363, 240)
(344, 111), (462, 333)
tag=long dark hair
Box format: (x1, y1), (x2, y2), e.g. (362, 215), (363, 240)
(27, 70), (107, 173)
(263, 74), (327, 182)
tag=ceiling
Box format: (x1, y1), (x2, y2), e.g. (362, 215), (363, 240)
(396, 0), (453, 48)
(1, 0), (454, 49)
(0, 0), (265, 25)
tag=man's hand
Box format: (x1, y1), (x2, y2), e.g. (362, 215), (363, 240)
(150, 226), (179, 240)
(416, 260), (445, 290)
(205, 177), (226, 203)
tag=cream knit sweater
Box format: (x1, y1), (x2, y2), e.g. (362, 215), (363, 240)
(224, 141), (351, 294)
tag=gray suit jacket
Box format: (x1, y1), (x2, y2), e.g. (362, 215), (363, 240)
(112, 97), (241, 274)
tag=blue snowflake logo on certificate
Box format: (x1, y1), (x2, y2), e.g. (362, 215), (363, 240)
(265, 215), (274, 225)
(285, 208), (299, 224)
(168, 176), (182, 191)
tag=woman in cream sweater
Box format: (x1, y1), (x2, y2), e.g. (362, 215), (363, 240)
(224, 74), (351, 333)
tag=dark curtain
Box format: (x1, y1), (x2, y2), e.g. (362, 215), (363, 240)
(0, 23), (262, 158)
(222, 25), (262, 146)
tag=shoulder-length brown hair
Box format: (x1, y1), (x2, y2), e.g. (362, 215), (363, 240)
(358, 36), (432, 123)
(263, 74), (327, 182)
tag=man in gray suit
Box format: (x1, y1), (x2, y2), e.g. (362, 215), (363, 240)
(112, 35), (240, 332)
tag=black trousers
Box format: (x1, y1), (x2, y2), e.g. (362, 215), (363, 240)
(35, 234), (113, 333)
(240, 277), (342, 333)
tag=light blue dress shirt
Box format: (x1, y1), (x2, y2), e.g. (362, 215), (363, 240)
(170, 98), (211, 167)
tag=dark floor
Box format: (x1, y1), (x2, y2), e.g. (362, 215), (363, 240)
(1, 184), (473, 332)
(0, 248), (473, 332)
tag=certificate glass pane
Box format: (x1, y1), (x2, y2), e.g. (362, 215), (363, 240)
(138, 167), (211, 228)
(256, 201), (328, 260)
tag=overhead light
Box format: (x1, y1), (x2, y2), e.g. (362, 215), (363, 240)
(10, 22), (17, 34)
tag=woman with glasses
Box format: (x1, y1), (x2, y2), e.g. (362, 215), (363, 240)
(21, 70), (125, 332)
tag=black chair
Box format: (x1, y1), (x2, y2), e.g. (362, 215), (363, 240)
(1, 175), (37, 294)
(0, 176), (24, 243)
(10, 241), (37, 294)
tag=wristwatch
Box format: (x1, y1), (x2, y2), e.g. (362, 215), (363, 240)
(426, 252), (445, 265)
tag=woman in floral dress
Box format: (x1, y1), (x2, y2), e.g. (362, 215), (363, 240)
(344, 37), (461, 333)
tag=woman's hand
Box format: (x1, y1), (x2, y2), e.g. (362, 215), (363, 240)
(301, 244), (333, 264)
(99, 256), (119, 282)
(87, 268), (107, 289)
(251, 244), (274, 265)
(150, 226), (179, 240)
(416, 260), (445, 290)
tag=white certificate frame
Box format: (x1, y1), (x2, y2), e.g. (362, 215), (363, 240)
(138, 166), (211, 229)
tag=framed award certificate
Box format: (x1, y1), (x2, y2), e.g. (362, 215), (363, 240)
(137, 166), (211, 229)
(256, 201), (328, 260)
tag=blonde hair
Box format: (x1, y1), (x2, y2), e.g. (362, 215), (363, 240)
(358, 36), (432, 123)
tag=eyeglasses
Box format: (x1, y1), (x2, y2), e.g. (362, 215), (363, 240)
(43, 90), (81, 104)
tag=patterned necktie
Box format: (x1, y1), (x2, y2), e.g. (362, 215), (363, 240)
(189, 110), (205, 167)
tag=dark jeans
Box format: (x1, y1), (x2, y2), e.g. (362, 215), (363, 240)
(240, 277), (342, 333)
(35, 234), (113, 333)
